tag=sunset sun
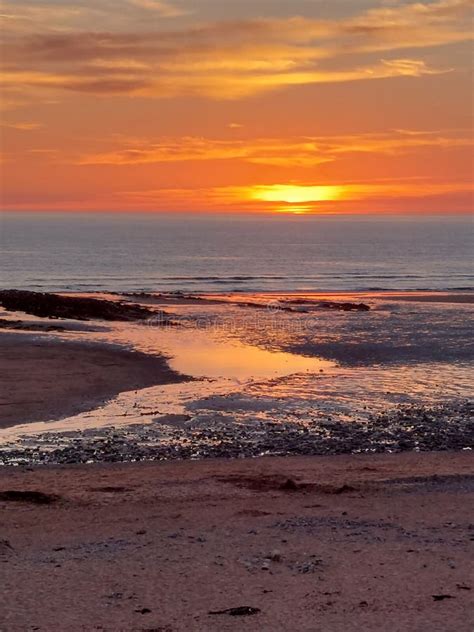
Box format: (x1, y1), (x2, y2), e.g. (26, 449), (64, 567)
(248, 185), (344, 212)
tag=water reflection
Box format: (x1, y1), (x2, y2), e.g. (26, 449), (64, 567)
(165, 333), (333, 380)
(0, 291), (472, 450)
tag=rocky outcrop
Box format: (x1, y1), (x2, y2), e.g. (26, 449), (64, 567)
(0, 289), (167, 322)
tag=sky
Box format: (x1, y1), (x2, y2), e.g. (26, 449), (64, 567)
(0, 0), (473, 214)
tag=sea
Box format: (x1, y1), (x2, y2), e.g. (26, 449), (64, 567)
(1, 212), (472, 293)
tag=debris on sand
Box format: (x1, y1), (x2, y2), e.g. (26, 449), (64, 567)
(0, 318), (66, 331)
(0, 539), (14, 553)
(0, 490), (60, 504)
(208, 606), (261, 616)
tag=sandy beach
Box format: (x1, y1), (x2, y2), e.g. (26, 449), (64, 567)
(3, 2), (473, 627)
(1, 451), (473, 631)
(0, 334), (186, 428)
(0, 290), (472, 630)
(0, 290), (472, 461)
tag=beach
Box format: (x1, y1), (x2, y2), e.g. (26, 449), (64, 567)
(0, 0), (474, 632)
(0, 289), (472, 630)
(0, 289), (472, 463)
(1, 451), (473, 631)
(3, 0), (473, 626)
(0, 335), (185, 428)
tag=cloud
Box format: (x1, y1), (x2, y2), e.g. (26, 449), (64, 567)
(1, 0), (471, 99)
(246, 181), (474, 202)
(78, 136), (334, 167)
(77, 130), (473, 167)
(127, 0), (188, 16)
(106, 178), (474, 213)
(0, 0), (187, 34)
(0, 120), (43, 130)
(0, 58), (452, 99)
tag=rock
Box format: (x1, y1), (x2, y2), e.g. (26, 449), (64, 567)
(333, 484), (356, 495)
(0, 490), (59, 504)
(0, 539), (14, 555)
(269, 550), (282, 562)
(208, 606), (261, 616)
(317, 301), (370, 312)
(0, 318), (66, 331)
(279, 478), (299, 491)
(0, 289), (167, 322)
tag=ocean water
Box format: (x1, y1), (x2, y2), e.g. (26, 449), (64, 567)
(1, 212), (472, 293)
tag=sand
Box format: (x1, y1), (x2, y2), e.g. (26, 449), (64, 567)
(0, 292), (472, 630)
(0, 334), (187, 428)
(1, 451), (473, 631)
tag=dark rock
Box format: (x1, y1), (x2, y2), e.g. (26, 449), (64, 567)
(333, 485), (357, 495)
(0, 490), (59, 504)
(280, 478), (299, 491)
(208, 606), (261, 616)
(0, 289), (167, 322)
(0, 539), (14, 553)
(0, 318), (66, 331)
(316, 301), (370, 312)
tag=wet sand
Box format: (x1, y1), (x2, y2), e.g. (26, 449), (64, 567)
(0, 289), (472, 458)
(1, 451), (473, 631)
(198, 291), (474, 306)
(0, 334), (187, 428)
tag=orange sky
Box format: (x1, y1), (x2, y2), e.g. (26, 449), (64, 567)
(0, 0), (473, 214)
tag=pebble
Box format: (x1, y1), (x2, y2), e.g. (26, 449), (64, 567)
(1, 401), (472, 466)
(269, 550), (282, 562)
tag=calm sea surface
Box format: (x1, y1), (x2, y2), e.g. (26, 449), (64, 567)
(1, 212), (472, 293)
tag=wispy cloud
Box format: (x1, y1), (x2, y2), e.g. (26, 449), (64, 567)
(1, 120), (43, 130)
(77, 130), (473, 167)
(0, 0), (187, 33)
(1, 0), (471, 99)
(0, 59), (452, 99)
(127, 0), (188, 16)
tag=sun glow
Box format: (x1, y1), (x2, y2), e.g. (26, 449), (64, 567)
(1, 0), (471, 214)
(276, 206), (312, 214)
(249, 185), (344, 205)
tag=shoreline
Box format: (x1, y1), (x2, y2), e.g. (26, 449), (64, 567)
(1, 289), (472, 629)
(0, 289), (472, 466)
(0, 334), (187, 429)
(1, 450), (473, 630)
(64, 289), (474, 305)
